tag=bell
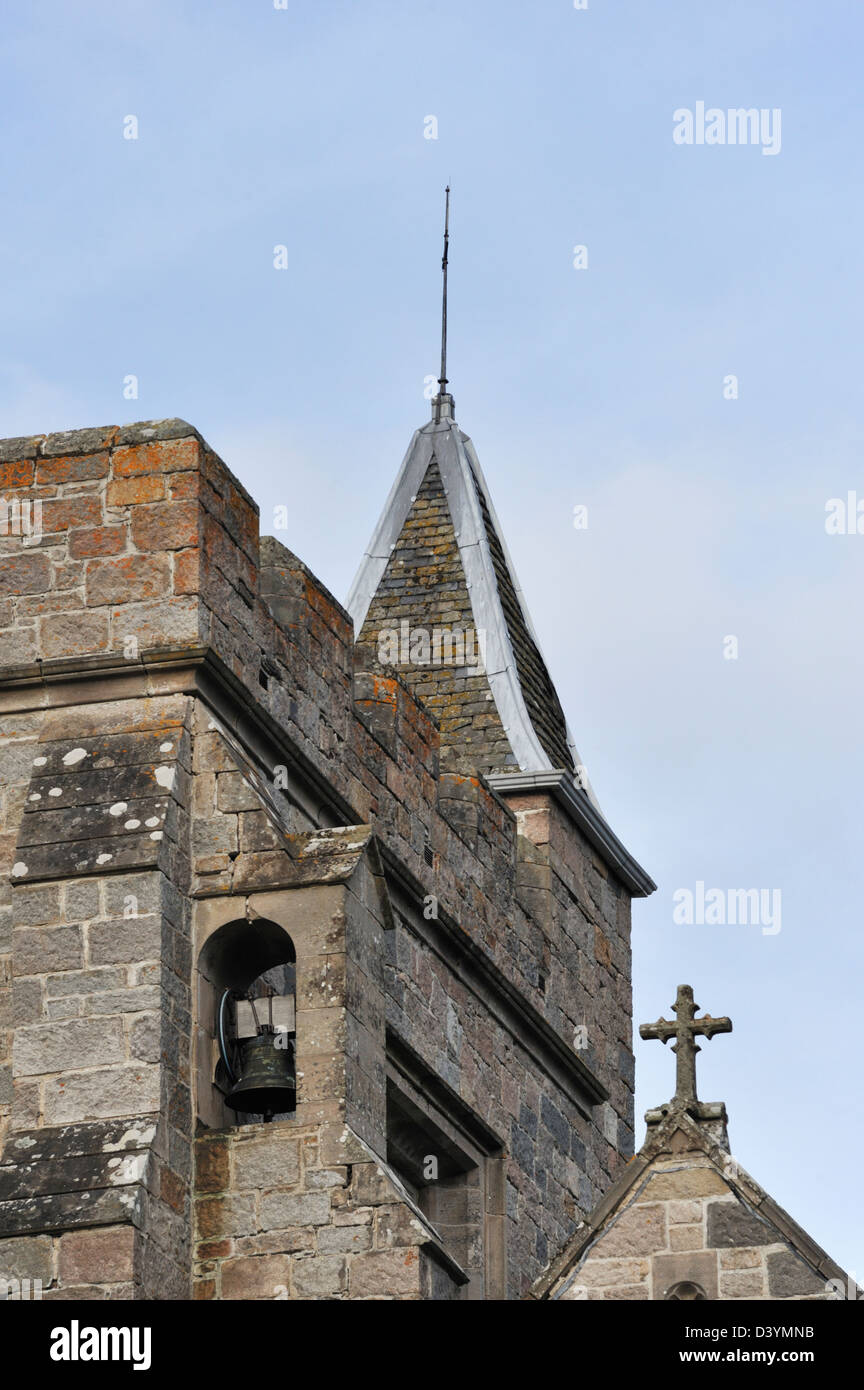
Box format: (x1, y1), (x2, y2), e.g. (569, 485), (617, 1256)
(225, 1031), (296, 1119)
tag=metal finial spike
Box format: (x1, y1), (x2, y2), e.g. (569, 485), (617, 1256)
(435, 185), (451, 421)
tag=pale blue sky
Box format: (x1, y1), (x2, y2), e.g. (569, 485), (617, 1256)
(2, 1), (862, 1274)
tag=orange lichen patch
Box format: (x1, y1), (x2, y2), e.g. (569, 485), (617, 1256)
(0, 459), (35, 489)
(370, 676), (398, 705)
(594, 923), (612, 970)
(168, 471), (200, 500)
(173, 548), (200, 594)
(131, 500), (199, 552)
(36, 453), (110, 486)
(106, 475), (167, 506)
(84, 553), (170, 606)
(68, 526), (126, 559)
(113, 437), (200, 478)
(40, 497), (103, 532)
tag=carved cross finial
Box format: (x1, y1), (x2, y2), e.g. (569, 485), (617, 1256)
(639, 984), (732, 1104)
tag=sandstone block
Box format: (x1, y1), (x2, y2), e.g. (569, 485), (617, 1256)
(0, 553), (51, 597)
(41, 497), (102, 533)
(233, 1135), (300, 1191)
(220, 1254), (292, 1300)
(347, 1247), (420, 1299)
(766, 1249), (825, 1298)
(593, 1202), (666, 1258)
(14, 925), (82, 974)
(292, 1253), (346, 1297)
(131, 501), (199, 553)
(706, 1199), (771, 1249)
(720, 1246), (761, 1269)
(112, 439), (199, 479)
(317, 1224), (371, 1254)
(643, 1167), (730, 1202)
(69, 527), (126, 559)
(579, 1257), (651, 1288)
(719, 1269), (765, 1298)
(40, 610), (109, 659)
(669, 1223), (702, 1252)
(196, 1195), (256, 1241)
(106, 476), (167, 506)
(195, 1138), (231, 1195)
(85, 554), (171, 607)
(668, 1199), (703, 1224)
(43, 1063), (160, 1123)
(0, 1235), (53, 1283)
(260, 1191), (330, 1230)
(59, 1225), (135, 1284)
(36, 453), (110, 485)
(13, 1017), (126, 1075)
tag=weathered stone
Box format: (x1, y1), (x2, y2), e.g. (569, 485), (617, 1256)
(318, 1223), (372, 1254)
(706, 1199), (771, 1249)
(39, 610), (109, 659)
(652, 1250), (719, 1301)
(88, 916), (161, 965)
(577, 1257), (651, 1289)
(719, 1269), (764, 1298)
(85, 554), (171, 607)
(195, 1140), (230, 1195)
(766, 1249), (825, 1298)
(668, 1199), (702, 1224)
(643, 1167), (730, 1202)
(348, 1247), (420, 1298)
(0, 553), (51, 597)
(233, 1135), (300, 1191)
(11, 884), (62, 927)
(196, 1196), (256, 1241)
(58, 1225), (135, 1284)
(43, 1064), (160, 1123)
(13, 1018), (126, 1076)
(593, 1202), (666, 1258)
(131, 501), (199, 553)
(220, 1253), (292, 1300)
(669, 1223), (702, 1252)
(347, 1162), (397, 1208)
(14, 926), (82, 974)
(234, 1229), (314, 1257)
(63, 881), (101, 922)
(259, 1191), (330, 1231)
(719, 1246), (761, 1270)
(0, 1234), (53, 1282)
(292, 1253), (347, 1297)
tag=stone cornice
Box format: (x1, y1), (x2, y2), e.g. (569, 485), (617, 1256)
(487, 768), (656, 898)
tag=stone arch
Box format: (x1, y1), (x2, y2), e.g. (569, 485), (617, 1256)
(196, 917), (296, 1128)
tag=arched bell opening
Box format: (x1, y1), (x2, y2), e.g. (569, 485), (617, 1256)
(196, 918), (296, 1130)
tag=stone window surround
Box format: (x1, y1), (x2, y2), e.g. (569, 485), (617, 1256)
(385, 1029), (507, 1301)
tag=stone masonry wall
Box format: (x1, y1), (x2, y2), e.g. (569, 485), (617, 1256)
(558, 1158), (833, 1301)
(0, 419), (640, 1298)
(195, 1119), (460, 1301)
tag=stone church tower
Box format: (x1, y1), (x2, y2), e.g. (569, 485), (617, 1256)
(0, 367), (656, 1299)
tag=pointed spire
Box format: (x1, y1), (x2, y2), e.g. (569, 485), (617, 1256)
(434, 185), (455, 423)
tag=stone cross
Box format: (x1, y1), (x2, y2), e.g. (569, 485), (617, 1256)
(639, 984), (732, 1104)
